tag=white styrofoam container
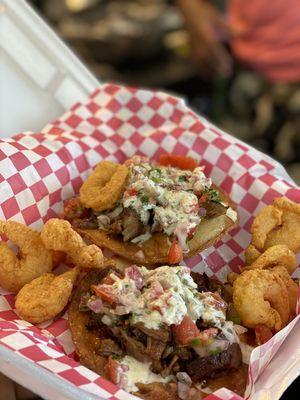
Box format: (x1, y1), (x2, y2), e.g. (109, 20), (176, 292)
(0, 0), (99, 137)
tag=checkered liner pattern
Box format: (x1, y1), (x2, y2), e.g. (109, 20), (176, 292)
(0, 84), (299, 400)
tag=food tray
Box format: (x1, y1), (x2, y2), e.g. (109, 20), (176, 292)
(0, 83), (299, 399)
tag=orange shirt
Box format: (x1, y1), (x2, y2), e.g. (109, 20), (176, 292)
(228, 0), (300, 82)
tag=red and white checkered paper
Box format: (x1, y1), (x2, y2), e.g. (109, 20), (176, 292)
(0, 84), (299, 400)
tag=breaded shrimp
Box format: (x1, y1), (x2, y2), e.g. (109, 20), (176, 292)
(248, 197), (300, 255)
(227, 271), (239, 285)
(41, 219), (103, 269)
(244, 245), (296, 274)
(233, 269), (290, 331)
(244, 244), (262, 265)
(15, 267), (79, 324)
(0, 221), (53, 293)
(251, 205), (282, 250)
(272, 266), (298, 318)
(79, 161), (128, 212)
(264, 198), (300, 252)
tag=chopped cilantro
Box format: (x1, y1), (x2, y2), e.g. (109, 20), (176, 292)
(153, 168), (162, 174)
(141, 195), (149, 203)
(112, 355), (122, 360)
(189, 337), (202, 346)
(205, 188), (222, 203)
(151, 177), (160, 183)
(178, 175), (187, 182)
(209, 347), (222, 355)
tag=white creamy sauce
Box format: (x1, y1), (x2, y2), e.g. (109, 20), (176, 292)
(239, 342), (255, 364)
(101, 266), (233, 337)
(120, 355), (172, 392)
(121, 162), (212, 247)
(103, 266), (204, 329)
(226, 207), (238, 223)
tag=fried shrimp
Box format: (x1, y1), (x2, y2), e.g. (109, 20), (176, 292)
(264, 198), (300, 253)
(227, 272), (239, 285)
(244, 244), (261, 265)
(0, 221), (53, 293)
(233, 269), (290, 331)
(244, 245), (296, 274)
(15, 267), (79, 324)
(79, 161), (129, 212)
(248, 197), (300, 255)
(41, 219), (103, 269)
(251, 205), (282, 250)
(271, 266), (298, 317)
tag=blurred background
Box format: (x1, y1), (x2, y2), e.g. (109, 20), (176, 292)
(29, 0), (300, 184)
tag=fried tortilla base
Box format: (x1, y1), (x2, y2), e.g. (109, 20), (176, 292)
(68, 269), (109, 377)
(76, 187), (238, 266)
(69, 267), (247, 398)
(68, 257), (129, 377)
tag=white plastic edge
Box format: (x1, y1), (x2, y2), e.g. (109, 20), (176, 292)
(0, 0), (99, 102)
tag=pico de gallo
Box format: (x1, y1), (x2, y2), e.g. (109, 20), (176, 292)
(79, 265), (243, 395)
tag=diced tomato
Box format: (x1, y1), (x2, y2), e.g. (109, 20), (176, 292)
(125, 265), (144, 290)
(168, 241), (183, 264)
(173, 316), (200, 345)
(128, 188), (138, 196)
(91, 284), (117, 304)
(101, 275), (115, 285)
(199, 194), (207, 203)
(107, 357), (121, 385)
(188, 227), (197, 238)
(198, 327), (218, 343)
(150, 304), (164, 315)
(63, 197), (87, 219)
(254, 325), (273, 345)
(149, 281), (164, 298)
(159, 154), (198, 171)
(107, 357), (129, 388)
(101, 272), (123, 285)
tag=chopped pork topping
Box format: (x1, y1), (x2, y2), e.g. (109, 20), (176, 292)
(82, 265), (242, 393)
(97, 157), (216, 250)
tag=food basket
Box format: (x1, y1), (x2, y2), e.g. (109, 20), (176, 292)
(0, 83), (299, 400)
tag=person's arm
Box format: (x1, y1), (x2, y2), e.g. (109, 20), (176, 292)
(177, 0), (233, 77)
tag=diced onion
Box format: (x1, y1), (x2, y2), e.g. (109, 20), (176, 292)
(106, 205), (123, 219)
(87, 298), (103, 313)
(131, 231), (152, 244)
(234, 324), (248, 335)
(135, 250), (145, 260)
(178, 381), (191, 400)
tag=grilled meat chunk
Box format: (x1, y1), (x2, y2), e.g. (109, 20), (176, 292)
(98, 339), (122, 356)
(146, 337), (167, 360)
(186, 343), (242, 381)
(135, 323), (170, 342)
(122, 209), (143, 241)
(119, 329), (150, 363)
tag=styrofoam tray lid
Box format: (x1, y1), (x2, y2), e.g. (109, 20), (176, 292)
(0, 0), (99, 137)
